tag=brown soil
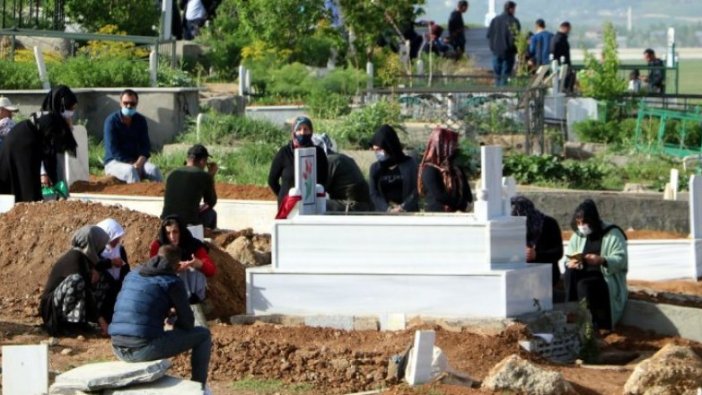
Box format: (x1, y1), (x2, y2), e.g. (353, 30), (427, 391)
(70, 176), (275, 201)
(562, 229), (688, 241)
(2, 199), (702, 394)
(0, 200), (245, 320)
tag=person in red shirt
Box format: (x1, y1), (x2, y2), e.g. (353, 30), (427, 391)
(149, 215), (215, 305)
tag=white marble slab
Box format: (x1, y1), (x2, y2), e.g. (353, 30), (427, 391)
(690, 176), (702, 238)
(626, 240), (694, 281)
(2, 344), (49, 395)
(246, 264), (550, 318)
(0, 194), (14, 213)
(406, 330), (435, 385)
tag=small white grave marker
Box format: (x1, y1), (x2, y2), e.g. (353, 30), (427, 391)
(502, 176), (517, 216)
(0, 194), (14, 213)
(294, 147), (317, 215)
(405, 330), (436, 386)
(2, 344), (49, 395)
(475, 146), (504, 221)
(670, 168), (680, 201)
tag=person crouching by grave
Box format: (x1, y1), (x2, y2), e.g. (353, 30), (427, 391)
(312, 133), (373, 212)
(563, 199), (628, 331)
(510, 196), (564, 301)
(109, 244), (212, 390)
(103, 89), (162, 184)
(161, 144), (218, 229)
(0, 85), (78, 202)
(369, 124), (419, 213)
(268, 116), (329, 208)
(94, 218), (130, 325)
(40, 225), (110, 336)
(149, 215), (215, 326)
(418, 127), (472, 212)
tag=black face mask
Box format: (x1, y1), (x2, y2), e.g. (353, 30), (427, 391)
(295, 134), (313, 147)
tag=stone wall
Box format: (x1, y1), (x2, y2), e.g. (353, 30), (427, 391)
(519, 190), (690, 234)
(0, 88), (200, 149)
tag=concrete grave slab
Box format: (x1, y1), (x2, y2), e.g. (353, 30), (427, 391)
(2, 344), (49, 395)
(104, 375), (203, 395)
(405, 330), (436, 385)
(621, 300), (702, 343)
(50, 359), (171, 392)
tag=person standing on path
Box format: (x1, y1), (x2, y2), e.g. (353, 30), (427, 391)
(448, 1), (469, 59)
(487, 1), (520, 86)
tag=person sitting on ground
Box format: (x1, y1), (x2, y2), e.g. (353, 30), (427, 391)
(268, 116), (328, 207)
(110, 244), (212, 391)
(149, 215), (216, 325)
(94, 218), (130, 325)
(369, 124), (419, 213)
(103, 89), (162, 184)
(418, 127), (472, 212)
(312, 134), (373, 212)
(0, 85), (78, 202)
(563, 199), (628, 331)
(161, 144), (218, 229)
(40, 225), (110, 336)
(426, 23), (455, 58)
(0, 96), (19, 149)
(511, 196), (564, 300)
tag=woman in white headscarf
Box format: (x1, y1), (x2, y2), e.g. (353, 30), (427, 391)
(40, 225), (110, 336)
(94, 218), (131, 325)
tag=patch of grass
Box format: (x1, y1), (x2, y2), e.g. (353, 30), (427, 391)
(230, 378), (313, 394)
(678, 59), (702, 95)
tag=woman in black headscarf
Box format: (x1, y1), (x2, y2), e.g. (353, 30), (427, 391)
(267, 116), (328, 207)
(511, 196), (564, 289)
(369, 124), (418, 212)
(0, 85), (78, 202)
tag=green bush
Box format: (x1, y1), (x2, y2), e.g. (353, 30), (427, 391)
(326, 100), (404, 149)
(48, 56), (149, 87)
(464, 101), (521, 135)
(178, 114), (288, 147)
(504, 154), (610, 190)
(0, 61), (42, 89)
(306, 89), (350, 119)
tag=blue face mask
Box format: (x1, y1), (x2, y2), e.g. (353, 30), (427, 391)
(375, 150), (389, 162)
(121, 107), (137, 117)
(295, 134), (312, 147)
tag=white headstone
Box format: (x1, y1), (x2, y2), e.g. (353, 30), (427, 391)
(34, 47), (50, 90)
(670, 169), (679, 201)
(366, 61), (374, 90)
(689, 176), (702, 238)
(294, 147), (318, 215)
(502, 176), (517, 215)
(149, 51), (158, 87)
(667, 27), (676, 68)
(238, 65), (246, 96)
(485, 0), (497, 27)
(405, 330), (436, 385)
(566, 98), (598, 141)
(61, 125), (90, 187)
(474, 146), (504, 221)
(161, 0), (173, 40)
(2, 344), (49, 395)
(0, 194), (14, 213)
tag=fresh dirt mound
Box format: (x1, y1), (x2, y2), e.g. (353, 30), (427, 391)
(71, 176), (275, 200)
(0, 200), (245, 319)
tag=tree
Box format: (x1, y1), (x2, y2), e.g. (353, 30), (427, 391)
(64, 0), (160, 36)
(338, 0), (425, 63)
(578, 22), (627, 102)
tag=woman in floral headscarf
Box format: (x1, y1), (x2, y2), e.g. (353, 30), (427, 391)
(417, 127), (472, 212)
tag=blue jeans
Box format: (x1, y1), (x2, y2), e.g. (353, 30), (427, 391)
(112, 327), (211, 385)
(492, 55), (515, 86)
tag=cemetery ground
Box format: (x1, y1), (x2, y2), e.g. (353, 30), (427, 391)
(1, 200), (702, 394)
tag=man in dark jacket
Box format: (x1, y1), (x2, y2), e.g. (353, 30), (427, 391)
(161, 144), (218, 229)
(109, 245), (212, 389)
(643, 48), (665, 94)
(487, 1), (520, 86)
(550, 21), (574, 92)
(448, 1), (469, 58)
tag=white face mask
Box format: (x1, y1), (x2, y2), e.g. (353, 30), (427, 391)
(578, 224), (592, 236)
(61, 110), (74, 120)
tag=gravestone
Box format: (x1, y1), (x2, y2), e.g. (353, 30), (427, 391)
(2, 344), (49, 395)
(405, 330), (436, 385)
(103, 375), (203, 395)
(294, 147), (318, 215)
(50, 359), (171, 393)
(689, 176), (702, 278)
(566, 98), (598, 141)
(474, 146), (504, 221)
(56, 125), (89, 187)
(0, 194), (14, 213)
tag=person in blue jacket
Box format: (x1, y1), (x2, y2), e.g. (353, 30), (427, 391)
(529, 19), (553, 66)
(103, 89), (162, 184)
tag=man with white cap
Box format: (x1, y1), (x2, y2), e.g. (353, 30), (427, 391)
(0, 96), (19, 147)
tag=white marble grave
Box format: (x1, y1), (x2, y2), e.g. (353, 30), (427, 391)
(2, 344), (49, 395)
(405, 330), (436, 386)
(50, 359), (171, 393)
(246, 146), (553, 320)
(56, 125), (90, 187)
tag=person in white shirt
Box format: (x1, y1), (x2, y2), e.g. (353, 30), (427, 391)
(184, 0), (207, 40)
(0, 96), (19, 148)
